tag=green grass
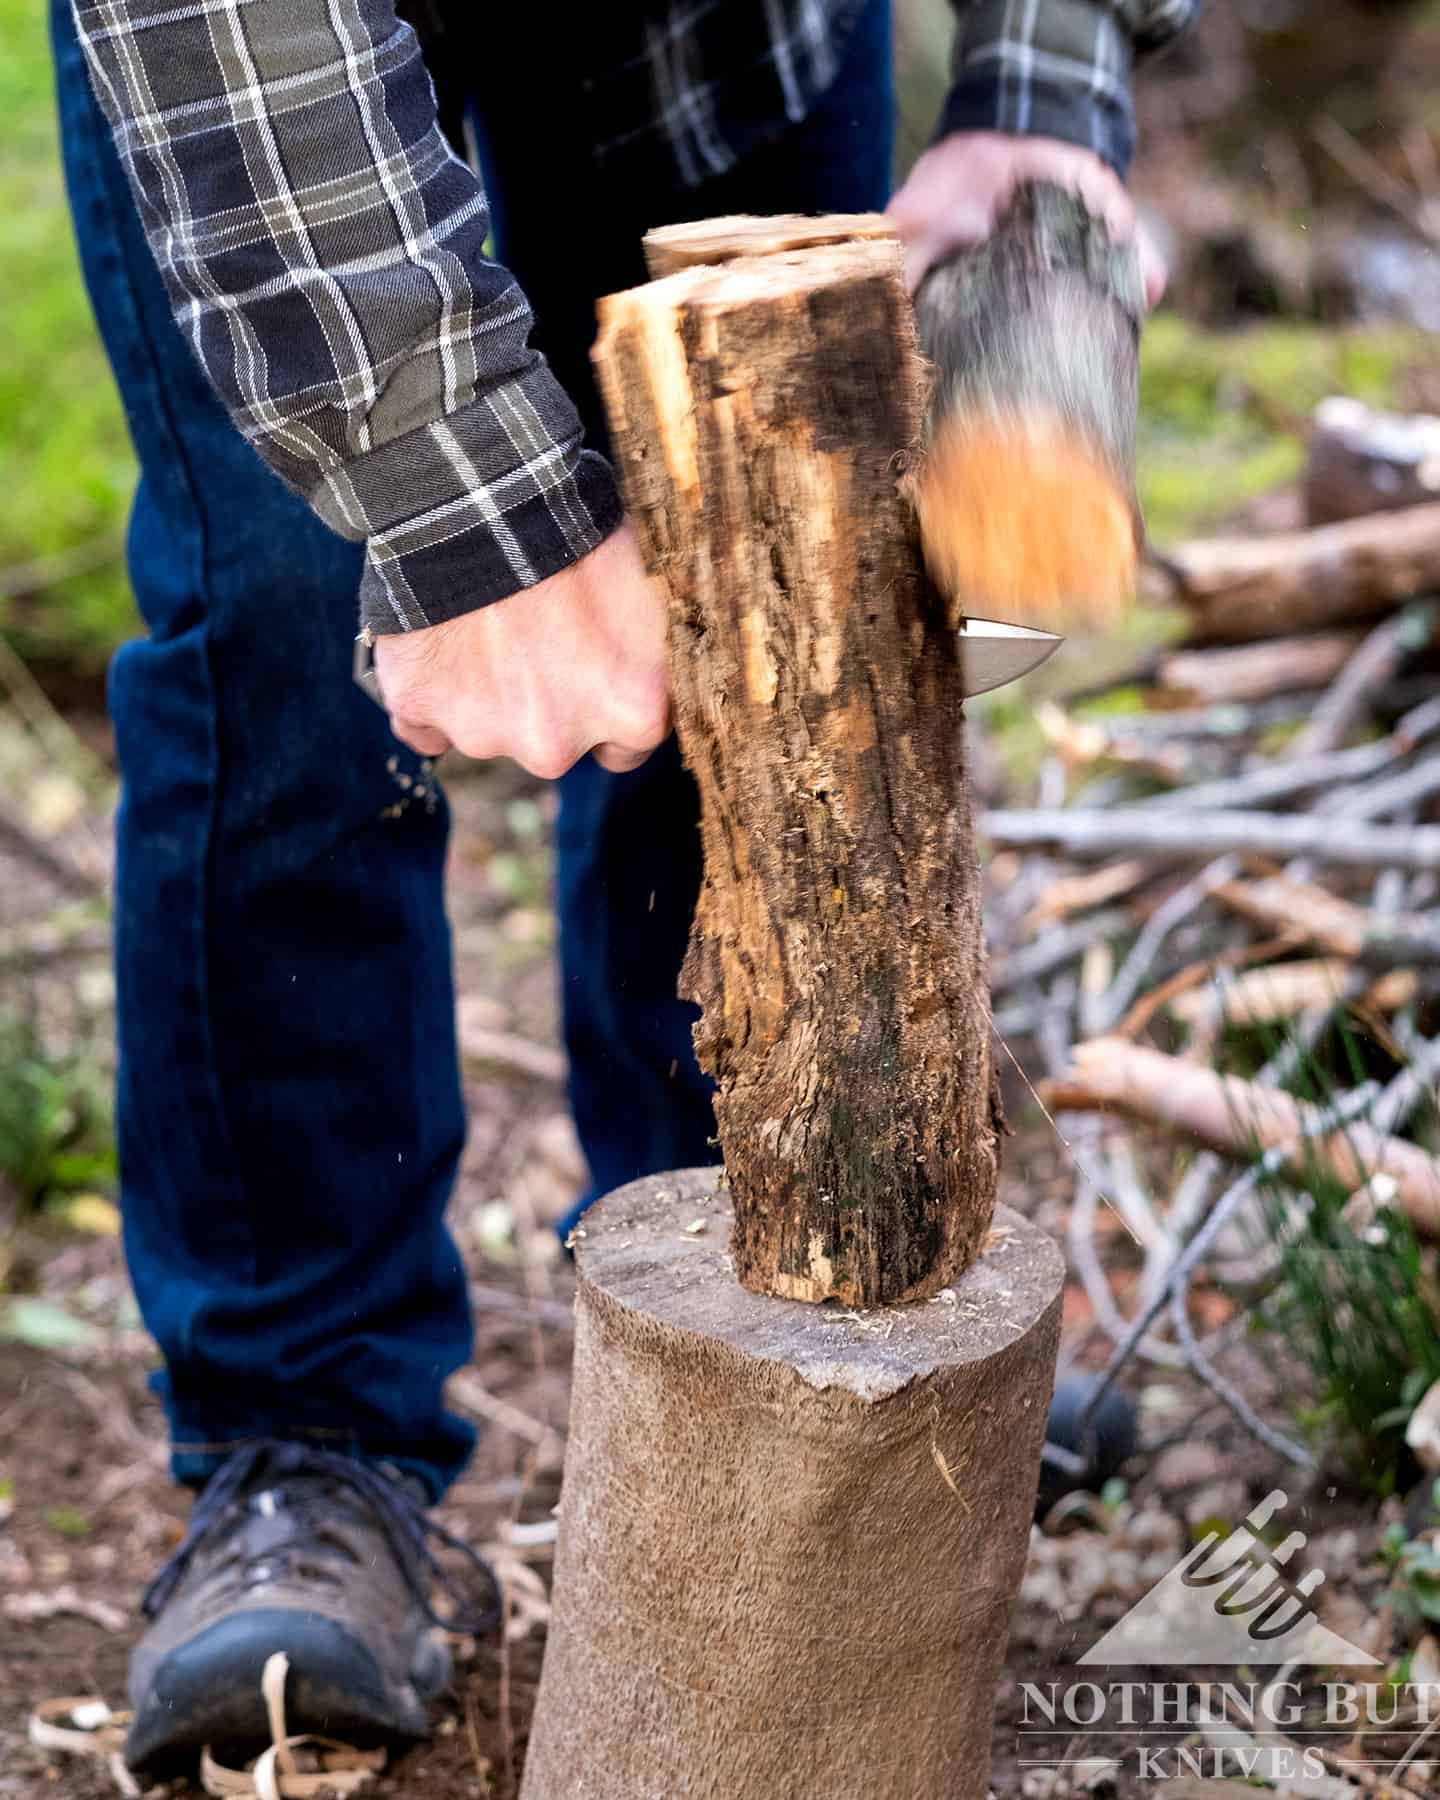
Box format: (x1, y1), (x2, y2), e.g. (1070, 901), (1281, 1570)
(1138, 313), (1437, 543)
(0, 1008), (116, 1208)
(0, 0), (138, 673)
(1242, 1016), (1440, 1487)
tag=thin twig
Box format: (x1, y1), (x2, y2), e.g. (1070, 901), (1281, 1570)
(1168, 1276), (1314, 1466)
(1091, 856), (1241, 1035)
(1293, 601), (1436, 757)
(0, 803), (104, 896)
(1313, 115), (1440, 243)
(991, 908), (1133, 994)
(0, 536), (123, 601)
(1074, 1082), (1383, 1451)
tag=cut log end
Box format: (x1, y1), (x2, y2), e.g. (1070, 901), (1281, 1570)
(910, 411), (1139, 632)
(642, 210), (896, 279)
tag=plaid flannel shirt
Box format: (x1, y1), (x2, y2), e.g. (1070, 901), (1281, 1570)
(72, 0), (1195, 635)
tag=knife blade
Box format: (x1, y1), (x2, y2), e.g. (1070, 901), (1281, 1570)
(958, 616), (1062, 698)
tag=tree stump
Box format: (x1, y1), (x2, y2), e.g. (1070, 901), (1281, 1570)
(592, 223), (998, 1309)
(520, 1169), (1064, 1800)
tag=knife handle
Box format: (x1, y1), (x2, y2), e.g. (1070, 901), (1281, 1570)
(910, 180), (1144, 633)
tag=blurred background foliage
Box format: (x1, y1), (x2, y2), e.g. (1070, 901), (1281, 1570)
(0, 0), (138, 683)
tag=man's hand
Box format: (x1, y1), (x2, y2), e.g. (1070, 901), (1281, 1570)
(374, 522), (671, 778)
(887, 131), (1166, 305)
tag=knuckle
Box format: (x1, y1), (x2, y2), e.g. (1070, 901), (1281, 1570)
(447, 724), (500, 762)
(521, 739), (579, 781)
(390, 718), (439, 755)
(615, 682), (671, 750)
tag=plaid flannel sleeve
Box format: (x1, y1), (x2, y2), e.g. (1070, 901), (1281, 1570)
(71, 0), (622, 634)
(942, 0), (1198, 175)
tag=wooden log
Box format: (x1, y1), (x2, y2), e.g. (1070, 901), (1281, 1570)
(1163, 500), (1440, 644)
(1305, 396), (1440, 527)
(521, 1169), (1065, 1800)
(1153, 631), (1363, 706)
(593, 229), (998, 1306)
(1040, 1039), (1440, 1239)
(909, 183), (1144, 632)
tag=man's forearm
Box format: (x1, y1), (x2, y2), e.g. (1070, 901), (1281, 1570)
(943, 0), (1198, 172)
(71, 0), (621, 633)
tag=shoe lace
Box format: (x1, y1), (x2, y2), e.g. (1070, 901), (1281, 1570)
(142, 1439), (501, 1636)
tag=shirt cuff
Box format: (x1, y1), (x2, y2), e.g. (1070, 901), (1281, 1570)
(311, 362), (626, 635)
(937, 0), (1139, 177)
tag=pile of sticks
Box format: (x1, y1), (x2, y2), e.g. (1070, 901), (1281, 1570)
(981, 397), (1440, 1467)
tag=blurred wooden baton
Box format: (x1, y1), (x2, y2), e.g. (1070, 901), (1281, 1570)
(910, 180), (1145, 633)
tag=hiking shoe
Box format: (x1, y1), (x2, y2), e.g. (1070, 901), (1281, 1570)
(124, 1439), (499, 1777)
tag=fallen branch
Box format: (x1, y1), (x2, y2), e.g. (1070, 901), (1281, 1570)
(1305, 396), (1440, 526)
(982, 807), (1440, 869)
(1154, 631), (1362, 706)
(1113, 934), (1304, 1040)
(1132, 697), (1440, 815)
(1041, 1038), (1440, 1238)
(1163, 499), (1440, 642)
(1214, 876), (1379, 957)
(1323, 751), (1440, 820)
(4, 1587), (127, 1633)
(0, 535), (123, 601)
(1213, 874), (1440, 971)
(1166, 958), (1415, 1031)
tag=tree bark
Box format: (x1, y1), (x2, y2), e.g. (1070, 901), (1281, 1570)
(909, 182), (1144, 632)
(520, 1169), (1065, 1800)
(1164, 500), (1440, 643)
(592, 225), (997, 1306)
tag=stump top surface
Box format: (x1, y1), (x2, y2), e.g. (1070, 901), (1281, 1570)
(572, 1168), (1064, 1401)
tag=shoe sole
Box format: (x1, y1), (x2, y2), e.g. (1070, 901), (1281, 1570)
(125, 1608), (447, 1777)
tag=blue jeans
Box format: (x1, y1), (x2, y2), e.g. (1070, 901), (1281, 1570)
(52, 0), (893, 1499)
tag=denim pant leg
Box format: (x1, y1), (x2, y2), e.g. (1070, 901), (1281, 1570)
(52, 0), (474, 1498)
(470, 0), (897, 1231)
